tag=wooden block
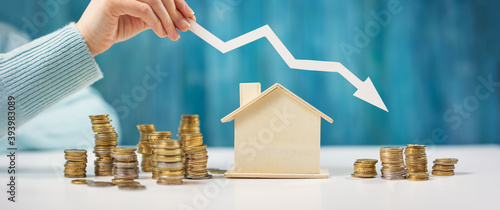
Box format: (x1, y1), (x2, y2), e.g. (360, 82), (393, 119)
(224, 167), (330, 179)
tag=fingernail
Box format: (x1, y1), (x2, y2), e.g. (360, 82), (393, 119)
(181, 19), (191, 29)
(185, 4), (194, 14)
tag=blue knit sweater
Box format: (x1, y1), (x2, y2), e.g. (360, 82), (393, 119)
(0, 23), (103, 139)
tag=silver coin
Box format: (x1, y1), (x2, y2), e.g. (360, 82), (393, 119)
(157, 162), (183, 168)
(114, 162), (138, 168)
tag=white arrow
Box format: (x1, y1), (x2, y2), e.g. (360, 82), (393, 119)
(187, 19), (388, 112)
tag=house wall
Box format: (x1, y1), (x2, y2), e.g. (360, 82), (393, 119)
(234, 89), (321, 174)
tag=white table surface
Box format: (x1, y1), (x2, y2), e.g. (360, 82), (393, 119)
(1, 145), (498, 210)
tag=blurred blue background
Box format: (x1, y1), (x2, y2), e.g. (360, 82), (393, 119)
(1, 0), (499, 146)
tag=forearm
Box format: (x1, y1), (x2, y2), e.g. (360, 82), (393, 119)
(0, 23), (103, 139)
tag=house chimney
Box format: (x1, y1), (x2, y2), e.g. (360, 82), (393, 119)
(240, 83), (261, 106)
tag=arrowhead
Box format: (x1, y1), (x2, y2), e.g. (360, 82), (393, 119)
(353, 77), (388, 112)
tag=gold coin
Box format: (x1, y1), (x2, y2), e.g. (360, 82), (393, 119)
(87, 181), (115, 187)
(351, 173), (377, 178)
(65, 174), (86, 178)
(89, 114), (109, 120)
(434, 158), (458, 163)
(405, 144), (426, 148)
(407, 177), (429, 181)
(71, 179), (93, 184)
(432, 170), (455, 176)
(157, 179), (183, 185)
(407, 172), (429, 178)
(156, 156), (182, 162)
(207, 168), (227, 174)
(432, 165), (455, 171)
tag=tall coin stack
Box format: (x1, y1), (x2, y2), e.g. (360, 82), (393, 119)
(351, 159), (378, 178)
(183, 134), (211, 179)
(64, 149), (87, 178)
(432, 158), (458, 176)
(380, 147), (407, 180)
(89, 114), (118, 176)
(111, 147), (139, 181)
(405, 144), (428, 175)
(137, 124), (156, 172)
(156, 138), (184, 185)
(150, 131), (174, 180)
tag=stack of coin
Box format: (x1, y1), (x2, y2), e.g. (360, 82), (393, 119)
(380, 147), (407, 180)
(150, 131), (174, 180)
(111, 147), (139, 182)
(407, 172), (429, 181)
(351, 159), (378, 178)
(432, 158), (458, 176)
(89, 114), (118, 176)
(64, 149), (88, 178)
(405, 144), (428, 175)
(182, 134), (211, 179)
(136, 124), (156, 172)
(156, 138), (184, 185)
(177, 115), (201, 137)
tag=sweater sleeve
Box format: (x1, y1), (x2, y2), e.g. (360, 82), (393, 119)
(0, 23), (103, 139)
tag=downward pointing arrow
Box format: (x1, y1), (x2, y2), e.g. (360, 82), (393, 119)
(188, 19), (389, 112)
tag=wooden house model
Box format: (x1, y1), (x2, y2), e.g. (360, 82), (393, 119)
(221, 83), (333, 178)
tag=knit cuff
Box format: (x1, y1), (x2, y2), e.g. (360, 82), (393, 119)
(0, 22), (103, 126)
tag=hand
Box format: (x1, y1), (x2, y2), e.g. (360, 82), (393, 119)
(76, 0), (196, 56)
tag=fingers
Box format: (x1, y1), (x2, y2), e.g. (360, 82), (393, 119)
(174, 0), (196, 21)
(118, 0), (167, 38)
(162, 0), (190, 33)
(142, 0), (179, 40)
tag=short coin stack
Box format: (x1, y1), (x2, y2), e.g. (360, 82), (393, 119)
(351, 159), (378, 178)
(432, 158), (458, 176)
(89, 114), (118, 176)
(150, 131), (174, 180)
(407, 172), (429, 181)
(156, 137), (184, 185)
(405, 144), (428, 175)
(111, 147), (139, 181)
(380, 147), (407, 180)
(183, 134), (211, 179)
(64, 149), (87, 178)
(136, 124), (156, 172)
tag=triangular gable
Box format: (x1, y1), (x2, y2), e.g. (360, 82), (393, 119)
(221, 83), (333, 123)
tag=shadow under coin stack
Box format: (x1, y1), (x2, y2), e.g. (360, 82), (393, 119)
(405, 144), (428, 177)
(149, 131), (173, 180)
(111, 147), (139, 182)
(351, 159), (378, 178)
(432, 158), (458, 176)
(89, 114), (118, 176)
(380, 147), (407, 180)
(183, 134), (211, 179)
(64, 149), (87, 178)
(136, 124), (156, 172)
(156, 137), (184, 185)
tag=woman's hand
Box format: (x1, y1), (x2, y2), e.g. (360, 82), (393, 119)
(76, 0), (196, 56)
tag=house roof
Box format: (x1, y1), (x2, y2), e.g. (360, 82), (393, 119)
(221, 83), (333, 123)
